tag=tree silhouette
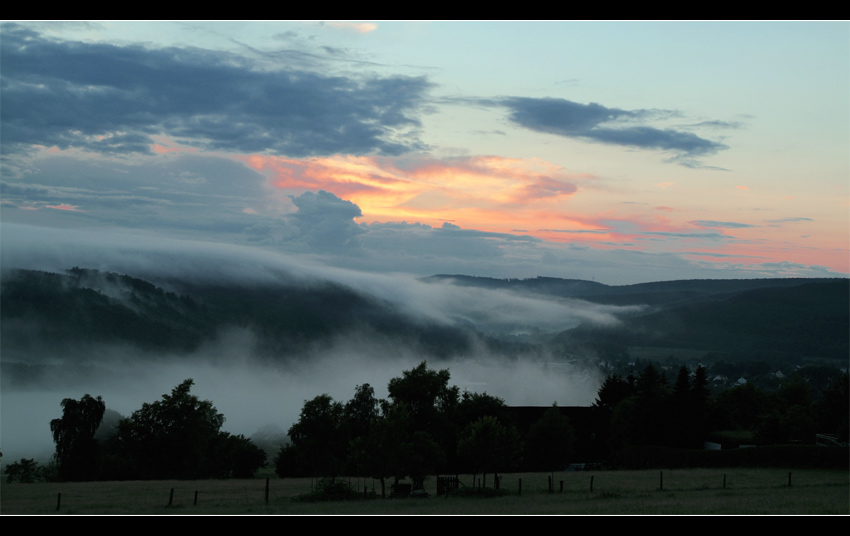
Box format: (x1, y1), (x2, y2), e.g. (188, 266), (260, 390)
(115, 379), (227, 480)
(457, 416), (522, 487)
(50, 394), (105, 481)
(385, 360), (459, 477)
(285, 394), (346, 478)
(525, 404), (575, 477)
(5, 458), (42, 483)
(348, 403), (412, 497)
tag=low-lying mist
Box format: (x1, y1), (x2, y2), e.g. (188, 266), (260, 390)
(1, 224), (630, 463)
(1, 331), (603, 464)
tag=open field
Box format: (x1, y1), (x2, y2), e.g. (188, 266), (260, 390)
(2, 468), (848, 515)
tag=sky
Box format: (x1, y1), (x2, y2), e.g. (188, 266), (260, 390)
(1, 21), (848, 285)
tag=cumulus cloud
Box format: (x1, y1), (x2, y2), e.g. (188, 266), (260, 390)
(287, 190), (366, 252)
(500, 96), (727, 165)
(0, 23), (432, 159)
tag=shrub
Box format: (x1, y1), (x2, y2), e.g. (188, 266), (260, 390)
(292, 477), (367, 502)
(5, 458), (42, 483)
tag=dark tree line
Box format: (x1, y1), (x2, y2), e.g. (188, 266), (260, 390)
(275, 361), (575, 494)
(44, 379), (266, 482)
(22, 360), (840, 485)
(593, 364), (849, 464)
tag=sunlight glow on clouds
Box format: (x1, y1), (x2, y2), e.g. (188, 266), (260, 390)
(324, 22), (378, 34)
(1, 21), (847, 284)
(244, 154), (583, 235)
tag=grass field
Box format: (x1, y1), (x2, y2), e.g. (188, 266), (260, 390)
(2, 468), (847, 515)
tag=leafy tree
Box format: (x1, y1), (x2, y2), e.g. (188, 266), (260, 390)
(713, 382), (767, 431)
(405, 430), (446, 491)
(348, 403), (411, 498)
(283, 394), (346, 478)
(689, 365), (711, 444)
(387, 361), (460, 431)
(814, 372), (849, 442)
(50, 394), (105, 481)
(343, 383), (380, 441)
(385, 361), (459, 474)
(5, 458), (42, 483)
(457, 416), (522, 487)
(753, 374), (819, 445)
(525, 404), (575, 478)
(115, 379), (226, 480)
(211, 433), (267, 479)
(456, 391), (509, 428)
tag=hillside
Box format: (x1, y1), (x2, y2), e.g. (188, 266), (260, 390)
(2, 269), (846, 381)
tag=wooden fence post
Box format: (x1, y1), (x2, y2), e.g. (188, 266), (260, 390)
(518, 478), (522, 496)
(56, 492), (61, 511)
(659, 471), (663, 491)
(788, 472), (792, 487)
(194, 491), (198, 506)
(590, 475), (594, 492)
(168, 488), (174, 507)
(559, 481), (564, 493)
(723, 474), (726, 489)
(266, 478), (270, 504)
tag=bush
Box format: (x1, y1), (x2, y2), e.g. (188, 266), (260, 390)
(292, 477), (367, 502)
(5, 458), (42, 483)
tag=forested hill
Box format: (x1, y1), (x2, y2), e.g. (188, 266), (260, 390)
(2, 268), (847, 371)
(424, 274), (845, 307)
(0, 268), (214, 353)
(0, 268), (472, 362)
(552, 279), (849, 361)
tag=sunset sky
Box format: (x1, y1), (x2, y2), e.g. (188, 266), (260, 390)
(2, 21), (848, 284)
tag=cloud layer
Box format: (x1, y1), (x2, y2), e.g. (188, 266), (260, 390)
(501, 97), (728, 165)
(1, 23), (432, 159)
(1, 22), (846, 285)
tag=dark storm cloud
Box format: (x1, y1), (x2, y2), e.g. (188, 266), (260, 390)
(500, 97), (727, 162)
(0, 24), (432, 158)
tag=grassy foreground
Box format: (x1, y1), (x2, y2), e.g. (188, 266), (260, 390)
(2, 468), (847, 515)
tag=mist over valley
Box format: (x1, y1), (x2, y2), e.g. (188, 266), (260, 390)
(2, 238), (846, 464)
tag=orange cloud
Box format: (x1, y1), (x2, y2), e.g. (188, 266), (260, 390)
(325, 22), (378, 34)
(241, 154), (584, 235)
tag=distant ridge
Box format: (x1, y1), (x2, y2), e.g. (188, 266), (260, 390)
(423, 274), (845, 306)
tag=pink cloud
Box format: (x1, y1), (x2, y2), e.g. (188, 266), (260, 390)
(150, 136), (198, 154)
(240, 154), (585, 234)
(325, 22), (378, 34)
(46, 204), (83, 212)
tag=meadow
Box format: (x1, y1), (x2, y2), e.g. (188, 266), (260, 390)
(2, 468), (847, 515)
